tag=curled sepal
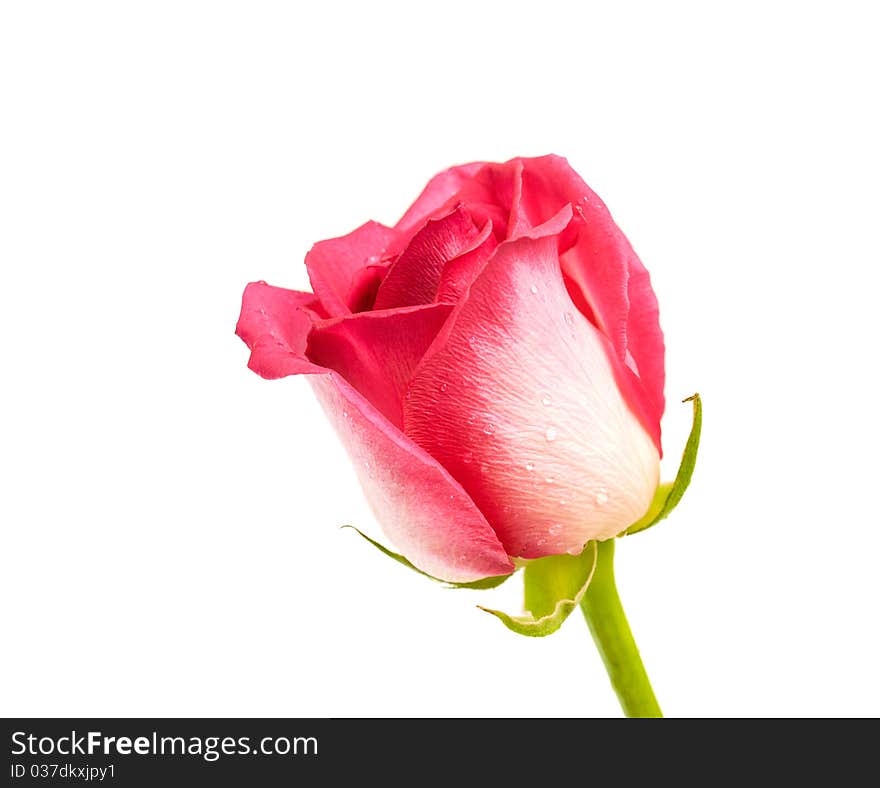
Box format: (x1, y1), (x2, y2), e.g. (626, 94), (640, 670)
(478, 541), (598, 637)
(623, 393), (702, 537)
(342, 526), (513, 589)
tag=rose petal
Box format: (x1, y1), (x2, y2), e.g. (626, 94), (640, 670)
(507, 159), (528, 238)
(430, 204), (572, 306)
(305, 221), (399, 316)
(521, 202), (574, 241)
(236, 281), (326, 377)
(623, 255), (665, 428)
(347, 262), (389, 313)
(311, 375), (514, 582)
(435, 220), (498, 304)
(395, 162), (485, 235)
(449, 163), (520, 240)
(397, 161), (520, 242)
(306, 303), (453, 428)
(373, 206), (482, 310)
(516, 155), (665, 450)
(404, 235), (660, 559)
(236, 282), (512, 582)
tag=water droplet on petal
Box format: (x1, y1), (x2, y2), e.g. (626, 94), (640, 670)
(564, 312), (574, 326)
(541, 394), (552, 406)
(439, 382), (448, 393)
(462, 450), (473, 464)
(484, 423), (495, 436)
(545, 476), (555, 484)
(529, 284), (538, 295)
(545, 426), (558, 441)
(596, 489), (609, 506)
(525, 462), (535, 471)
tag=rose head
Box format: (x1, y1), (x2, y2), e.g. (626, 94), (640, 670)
(237, 155), (665, 583)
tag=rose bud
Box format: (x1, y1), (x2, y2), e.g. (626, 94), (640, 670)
(237, 155), (664, 584)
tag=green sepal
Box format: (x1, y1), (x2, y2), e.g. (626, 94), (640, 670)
(623, 392), (702, 537)
(478, 541), (598, 637)
(342, 526), (513, 589)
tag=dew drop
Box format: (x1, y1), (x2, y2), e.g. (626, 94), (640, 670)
(365, 255), (380, 264)
(564, 312), (574, 326)
(545, 476), (555, 484)
(439, 382), (448, 393)
(483, 423), (495, 436)
(525, 462), (535, 471)
(529, 284), (538, 295)
(595, 489), (609, 506)
(541, 394), (552, 406)
(559, 498), (567, 506)
(462, 450), (473, 464)
(545, 426), (558, 441)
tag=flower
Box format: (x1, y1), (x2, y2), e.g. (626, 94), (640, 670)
(236, 155), (664, 583)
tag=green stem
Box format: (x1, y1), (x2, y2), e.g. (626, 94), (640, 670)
(580, 539), (663, 718)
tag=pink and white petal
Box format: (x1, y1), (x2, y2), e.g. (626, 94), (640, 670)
(404, 236), (660, 559)
(395, 162), (485, 235)
(236, 282), (511, 582)
(516, 154), (665, 450)
(430, 204), (572, 306)
(373, 206), (482, 310)
(305, 221), (399, 317)
(306, 303), (453, 429)
(236, 281), (326, 378)
(311, 374), (514, 583)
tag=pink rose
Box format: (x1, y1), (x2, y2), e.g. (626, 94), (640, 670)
(237, 155), (664, 583)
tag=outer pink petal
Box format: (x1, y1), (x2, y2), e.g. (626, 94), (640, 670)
(311, 375), (514, 582)
(305, 221), (399, 317)
(516, 155), (665, 451)
(236, 282), (512, 582)
(306, 303), (453, 429)
(236, 281), (326, 377)
(623, 256), (665, 425)
(373, 206), (482, 310)
(404, 236), (659, 559)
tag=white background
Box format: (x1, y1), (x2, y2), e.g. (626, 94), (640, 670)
(2, 1), (878, 718)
